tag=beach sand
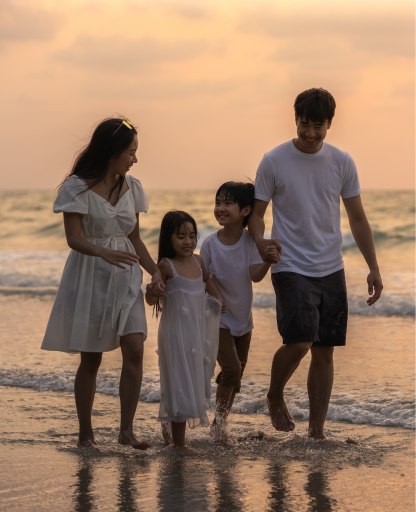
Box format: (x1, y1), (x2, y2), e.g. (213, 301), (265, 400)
(1, 295), (415, 511)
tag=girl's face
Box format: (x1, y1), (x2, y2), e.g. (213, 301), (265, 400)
(111, 135), (138, 176)
(171, 222), (197, 258)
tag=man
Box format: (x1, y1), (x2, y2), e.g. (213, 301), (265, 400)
(248, 88), (383, 439)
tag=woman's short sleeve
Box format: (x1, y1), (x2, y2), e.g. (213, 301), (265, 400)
(129, 176), (149, 213)
(53, 176), (89, 214)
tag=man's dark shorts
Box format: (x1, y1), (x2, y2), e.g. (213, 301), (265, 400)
(271, 269), (348, 347)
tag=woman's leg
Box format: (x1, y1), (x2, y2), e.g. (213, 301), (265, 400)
(74, 351), (102, 447)
(118, 332), (151, 450)
(171, 421), (202, 456)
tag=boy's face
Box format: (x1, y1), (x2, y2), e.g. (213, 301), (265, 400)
(294, 116), (331, 154)
(214, 196), (251, 227)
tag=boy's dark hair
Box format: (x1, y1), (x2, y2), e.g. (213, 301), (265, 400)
(294, 88), (336, 123)
(157, 210), (199, 264)
(215, 181), (255, 228)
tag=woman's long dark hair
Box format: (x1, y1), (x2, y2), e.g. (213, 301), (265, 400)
(59, 117), (138, 201)
(154, 210), (199, 317)
(157, 211), (199, 263)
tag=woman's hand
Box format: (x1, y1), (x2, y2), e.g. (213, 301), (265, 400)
(97, 247), (139, 269)
(147, 272), (166, 298)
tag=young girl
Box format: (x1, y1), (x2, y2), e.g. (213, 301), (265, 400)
(41, 117), (165, 450)
(145, 211), (225, 456)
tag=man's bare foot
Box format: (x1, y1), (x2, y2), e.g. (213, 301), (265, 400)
(161, 423), (172, 446)
(267, 397), (296, 432)
(77, 438), (101, 450)
(209, 422), (229, 445)
(308, 428), (327, 440)
(168, 445), (203, 457)
(118, 430), (151, 450)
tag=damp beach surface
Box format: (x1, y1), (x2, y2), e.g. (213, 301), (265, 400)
(0, 296), (414, 512)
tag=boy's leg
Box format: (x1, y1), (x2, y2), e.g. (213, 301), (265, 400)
(171, 421), (202, 456)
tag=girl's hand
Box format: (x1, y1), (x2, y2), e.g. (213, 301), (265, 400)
(148, 272), (166, 298)
(97, 247), (139, 269)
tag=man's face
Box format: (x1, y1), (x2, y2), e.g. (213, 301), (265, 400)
(294, 116), (331, 154)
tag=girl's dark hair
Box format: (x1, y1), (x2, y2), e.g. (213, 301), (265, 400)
(154, 210), (199, 317)
(216, 181), (255, 227)
(157, 210), (199, 264)
(294, 88), (336, 123)
(59, 117), (138, 201)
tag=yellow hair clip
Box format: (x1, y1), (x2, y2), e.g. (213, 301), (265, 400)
(112, 118), (134, 136)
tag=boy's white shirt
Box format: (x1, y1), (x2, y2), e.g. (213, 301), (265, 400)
(200, 229), (263, 337)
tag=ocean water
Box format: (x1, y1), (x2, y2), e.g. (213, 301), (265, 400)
(0, 188), (414, 510)
(0, 189), (414, 429)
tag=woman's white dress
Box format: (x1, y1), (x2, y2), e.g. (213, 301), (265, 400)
(41, 174), (149, 353)
(157, 257), (221, 428)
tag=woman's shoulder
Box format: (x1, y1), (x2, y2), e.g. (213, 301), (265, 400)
(54, 175), (89, 214)
(127, 175), (149, 213)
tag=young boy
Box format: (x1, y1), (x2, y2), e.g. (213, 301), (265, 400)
(200, 182), (279, 443)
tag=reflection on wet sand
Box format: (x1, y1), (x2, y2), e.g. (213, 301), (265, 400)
(72, 457), (95, 512)
(267, 461), (289, 511)
(117, 458), (151, 512)
(305, 470), (337, 512)
(213, 464), (244, 511)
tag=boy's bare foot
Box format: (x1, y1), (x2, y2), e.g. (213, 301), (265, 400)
(209, 422), (229, 445)
(267, 398), (296, 432)
(77, 438), (101, 450)
(118, 430), (151, 450)
(168, 446), (203, 457)
(161, 423), (173, 446)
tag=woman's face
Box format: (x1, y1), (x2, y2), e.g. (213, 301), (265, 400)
(112, 135), (138, 176)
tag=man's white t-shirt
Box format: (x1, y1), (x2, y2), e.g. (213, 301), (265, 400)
(254, 140), (361, 277)
(200, 229), (263, 337)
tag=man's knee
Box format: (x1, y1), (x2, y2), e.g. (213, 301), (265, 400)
(283, 341), (313, 360)
(311, 346), (334, 365)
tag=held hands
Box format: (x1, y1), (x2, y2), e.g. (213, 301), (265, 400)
(367, 269), (383, 306)
(257, 239), (282, 264)
(98, 247), (139, 269)
(146, 272), (166, 299)
(220, 299), (227, 314)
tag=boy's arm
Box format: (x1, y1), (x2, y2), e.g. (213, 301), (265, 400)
(342, 195), (383, 305)
(248, 200), (281, 263)
(195, 254), (227, 313)
(249, 262), (271, 283)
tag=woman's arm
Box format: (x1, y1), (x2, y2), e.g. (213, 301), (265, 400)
(64, 212), (139, 269)
(195, 255), (227, 313)
(129, 214), (165, 297)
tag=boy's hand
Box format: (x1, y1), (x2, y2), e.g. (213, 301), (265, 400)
(257, 239), (281, 263)
(264, 245), (280, 263)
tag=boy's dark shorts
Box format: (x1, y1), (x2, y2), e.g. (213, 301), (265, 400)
(271, 269), (348, 347)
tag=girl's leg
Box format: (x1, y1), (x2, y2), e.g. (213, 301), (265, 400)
(118, 332), (151, 450)
(74, 351), (102, 447)
(171, 421), (202, 456)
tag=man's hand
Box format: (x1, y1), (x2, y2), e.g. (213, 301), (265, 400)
(367, 269), (383, 306)
(257, 239), (282, 264)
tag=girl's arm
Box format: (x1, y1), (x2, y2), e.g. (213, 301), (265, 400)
(64, 212), (139, 269)
(195, 255), (227, 313)
(128, 214), (165, 297)
(145, 260), (171, 306)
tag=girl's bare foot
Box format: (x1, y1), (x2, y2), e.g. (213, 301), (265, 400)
(118, 430), (151, 450)
(161, 423), (173, 446)
(77, 438), (101, 450)
(168, 445), (203, 456)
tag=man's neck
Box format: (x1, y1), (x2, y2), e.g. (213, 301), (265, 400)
(292, 137), (323, 155)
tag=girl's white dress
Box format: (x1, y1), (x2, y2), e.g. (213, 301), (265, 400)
(41, 174), (149, 353)
(157, 257), (221, 428)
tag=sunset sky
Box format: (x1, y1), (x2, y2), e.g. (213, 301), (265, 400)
(0, 0), (414, 190)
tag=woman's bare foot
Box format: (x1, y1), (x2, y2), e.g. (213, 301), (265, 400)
(168, 445), (203, 457)
(209, 422), (229, 444)
(77, 438), (101, 450)
(118, 430), (151, 450)
(161, 423), (173, 446)
(267, 398), (296, 432)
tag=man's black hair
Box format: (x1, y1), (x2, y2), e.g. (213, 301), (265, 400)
(294, 88), (336, 123)
(215, 181), (255, 228)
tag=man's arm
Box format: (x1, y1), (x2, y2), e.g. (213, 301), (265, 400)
(342, 195), (383, 305)
(248, 199), (281, 263)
